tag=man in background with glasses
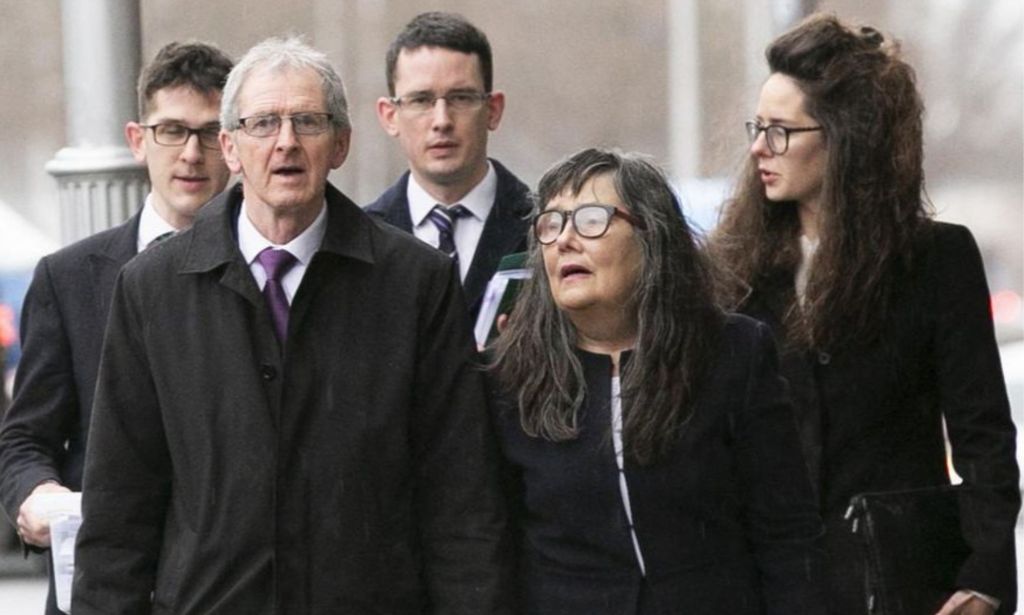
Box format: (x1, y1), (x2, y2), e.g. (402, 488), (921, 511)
(72, 36), (510, 614)
(368, 11), (532, 322)
(0, 41), (232, 615)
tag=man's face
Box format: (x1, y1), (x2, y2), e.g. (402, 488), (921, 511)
(220, 66), (349, 220)
(377, 46), (504, 201)
(125, 86), (231, 229)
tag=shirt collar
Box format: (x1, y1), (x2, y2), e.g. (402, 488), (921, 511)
(136, 193), (179, 252)
(237, 199), (328, 266)
(407, 160), (497, 227)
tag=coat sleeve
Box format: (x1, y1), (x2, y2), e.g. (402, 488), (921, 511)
(932, 225), (1020, 610)
(71, 270), (171, 615)
(733, 320), (827, 615)
(411, 260), (514, 615)
(0, 257), (74, 530)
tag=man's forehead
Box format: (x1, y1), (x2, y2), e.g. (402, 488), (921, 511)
(394, 46), (484, 89)
(235, 65), (326, 105)
(145, 85), (222, 123)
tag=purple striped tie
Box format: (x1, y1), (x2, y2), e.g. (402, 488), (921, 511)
(427, 204), (471, 259)
(256, 248), (297, 344)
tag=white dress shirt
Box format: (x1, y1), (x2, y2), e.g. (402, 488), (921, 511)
(407, 161), (497, 281)
(237, 200), (327, 304)
(135, 194), (179, 253)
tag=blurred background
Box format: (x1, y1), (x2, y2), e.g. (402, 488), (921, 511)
(0, 0), (1020, 602)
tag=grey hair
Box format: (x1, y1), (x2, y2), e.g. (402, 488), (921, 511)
(220, 36), (350, 131)
(491, 148), (723, 465)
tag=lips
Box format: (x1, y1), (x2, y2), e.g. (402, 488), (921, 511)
(427, 141), (457, 154)
(759, 169), (778, 185)
(272, 165), (305, 177)
(559, 263), (591, 279)
(173, 175), (209, 191)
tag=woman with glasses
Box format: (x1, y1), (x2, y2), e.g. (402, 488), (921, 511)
(489, 147), (825, 614)
(712, 14), (1019, 615)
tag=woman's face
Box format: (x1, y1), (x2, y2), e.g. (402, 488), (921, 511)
(751, 73), (827, 211)
(541, 173), (643, 325)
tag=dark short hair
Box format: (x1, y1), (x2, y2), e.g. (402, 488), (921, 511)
(385, 11), (493, 95)
(137, 41), (234, 119)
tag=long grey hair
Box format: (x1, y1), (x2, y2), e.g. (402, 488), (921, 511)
(491, 148), (723, 465)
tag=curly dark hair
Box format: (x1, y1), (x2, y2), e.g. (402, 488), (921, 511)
(491, 148), (723, 465)
(711, 13), (930, 350)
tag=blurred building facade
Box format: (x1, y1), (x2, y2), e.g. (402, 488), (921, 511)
(0, 0), (1020, 338)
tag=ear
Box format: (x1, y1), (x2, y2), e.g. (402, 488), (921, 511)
(218, 130), (243, 174)
(124, 122), (147, 163)
(329, 127), (352, 170)
(485, 90), (506, 131)
(376, 97), (400, 137)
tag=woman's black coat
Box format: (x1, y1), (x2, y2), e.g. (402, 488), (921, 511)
(492, 315), (826, 615)
(742, 221), (1020, 614)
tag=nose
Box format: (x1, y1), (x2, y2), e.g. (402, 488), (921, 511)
(429, 98), (454, 130)
(180, 132), (204, 163)
(553, 215), (581, 250)
(274, 118), (299, 149)
(749, 130), (772, 157)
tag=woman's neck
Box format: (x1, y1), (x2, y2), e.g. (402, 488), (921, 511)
(572, 314), (637, 376)
(798, 200), (821, 241)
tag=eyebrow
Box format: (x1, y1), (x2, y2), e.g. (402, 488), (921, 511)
(149, 119), (221, 128)
(755, 115), (803, 126)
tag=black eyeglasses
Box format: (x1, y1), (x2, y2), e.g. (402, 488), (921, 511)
(533, 204), (645, 245)
(745, 120), (822, 155)
(389, 91), (491, 115)
(142, 123), (221, 150)
(237, 113), (334, 138)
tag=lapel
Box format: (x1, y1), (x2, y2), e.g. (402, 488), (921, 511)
(462, 160), (532, 309)
(179, 183), (263, 307)
(367, 173), (415, 232)
(180, 182), (376, 308)
(90, 212), (142, 320)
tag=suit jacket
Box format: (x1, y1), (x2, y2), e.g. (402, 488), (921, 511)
(365, 158), (532, 320)
(0, 213), (139, 615)
(72, 183), (511, 615)
(741, 221), (1020, 615)
(492, 315), (827, 615)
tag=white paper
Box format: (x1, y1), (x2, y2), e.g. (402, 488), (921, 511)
(31, 492), (82, 614)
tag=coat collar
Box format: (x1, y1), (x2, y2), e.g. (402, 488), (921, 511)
(95, 211), (143, 264)
(180, 182), (376, 276)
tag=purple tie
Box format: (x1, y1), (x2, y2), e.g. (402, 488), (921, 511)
(427, 204), (471, 259)
(256, 248), (298, 344)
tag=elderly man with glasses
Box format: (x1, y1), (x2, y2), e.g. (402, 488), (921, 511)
(368, 11), (532, 323)
(0, 41), (232, 615)
(72, 36), (510, 615)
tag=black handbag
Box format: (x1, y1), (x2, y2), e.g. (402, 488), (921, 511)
(845, 485), (970, 615)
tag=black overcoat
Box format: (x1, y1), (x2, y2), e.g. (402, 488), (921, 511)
(742, 221), (1020, 614)
(72, 183), (511, 614)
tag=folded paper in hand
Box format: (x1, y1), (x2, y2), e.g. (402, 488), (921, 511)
(31, 492), (82, 614)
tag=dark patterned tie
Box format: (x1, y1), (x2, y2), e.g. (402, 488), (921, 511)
(146, 230), (175, 250)
(427, 204), (471, 259)
(256, 248), (298, 344)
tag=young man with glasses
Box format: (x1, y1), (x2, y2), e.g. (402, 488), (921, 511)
(0, 41), (232, 615)
(368, 11), (532, 321)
